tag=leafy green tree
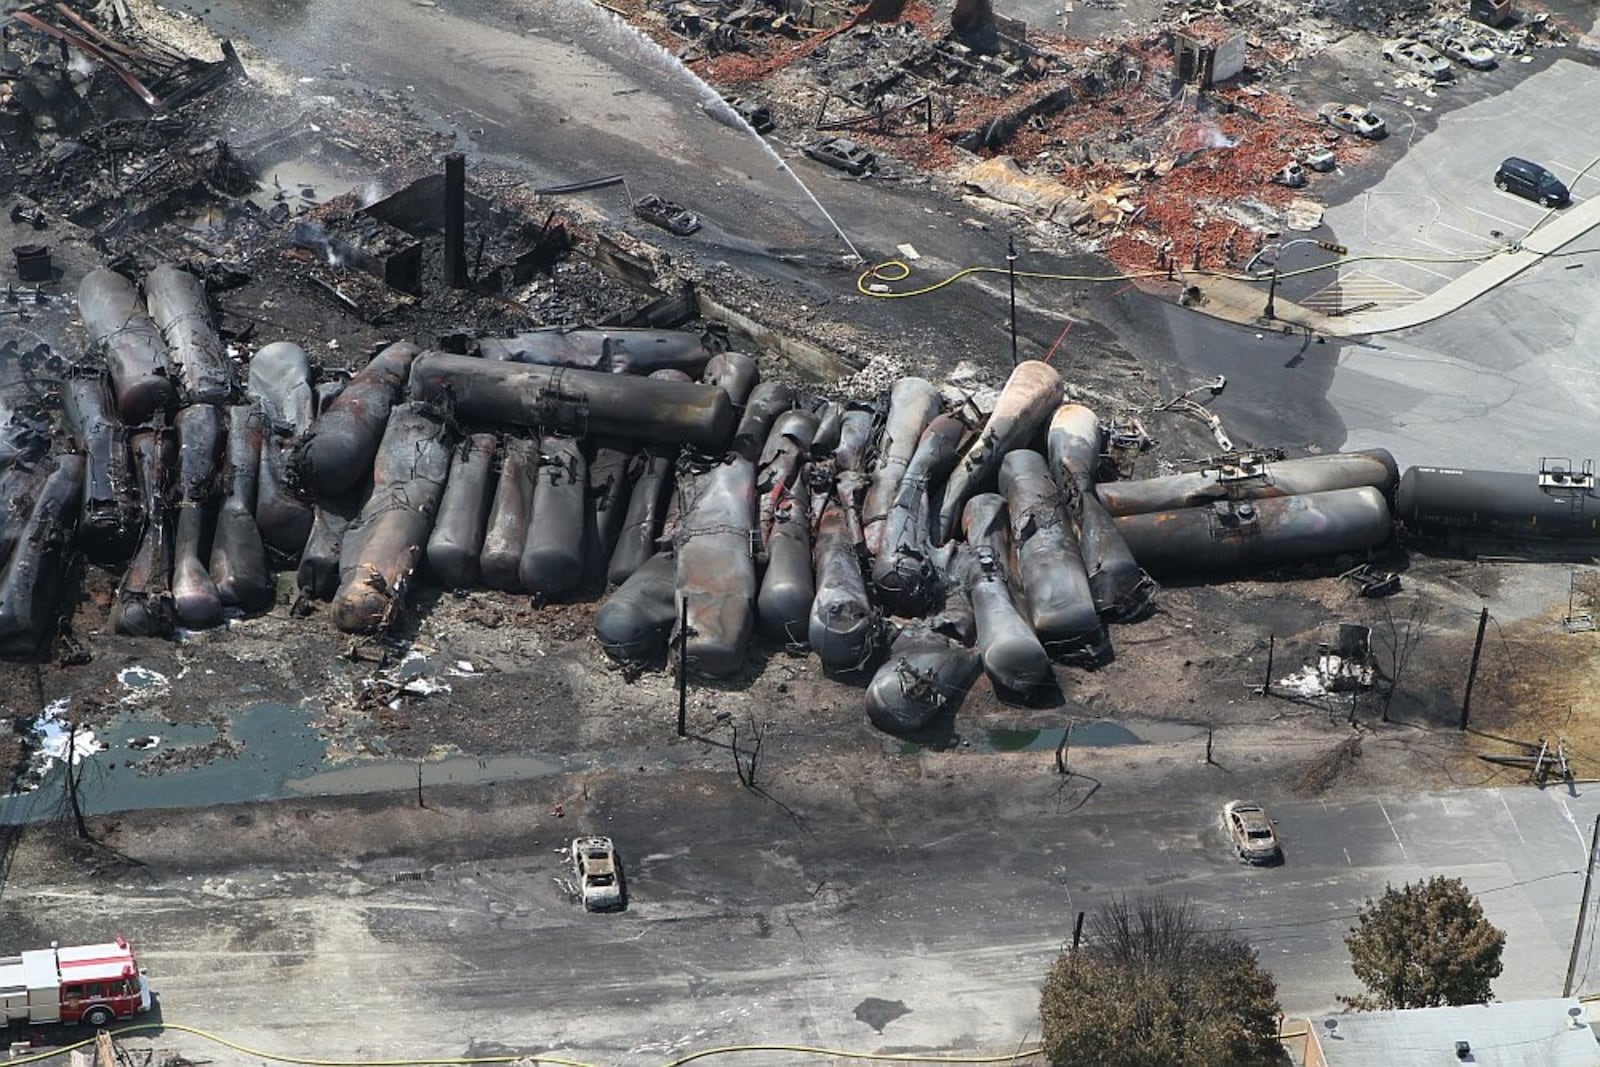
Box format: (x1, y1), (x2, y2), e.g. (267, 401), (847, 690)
(1039, 897), (1282, 1066)
(1343, 876), (1505, 1010)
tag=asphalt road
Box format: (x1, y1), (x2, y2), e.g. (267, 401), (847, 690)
(14, 775), (1600, 1064)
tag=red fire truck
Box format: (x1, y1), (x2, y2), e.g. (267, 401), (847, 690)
(1, 936), (151, 1028)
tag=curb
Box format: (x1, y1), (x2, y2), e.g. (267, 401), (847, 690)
(1175, 194), (1600, 338)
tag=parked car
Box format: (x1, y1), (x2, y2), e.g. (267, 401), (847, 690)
(633, 194), (701, 236)
(1495, 156), (1570, 207)
(802, 137), (875, 176)
(570, 836), (625, 911)
(1382, 38), (1454, 81)
(1432, 33), (1498, 69)
(1317, 103), (1387, 139)
(1223, 800), (1281, 865)
(1299, 144), (1337, 173)
(1270, 161), (1307, 188)
(1469, 24), (1523, 57)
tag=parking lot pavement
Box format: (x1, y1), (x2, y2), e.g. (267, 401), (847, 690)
(1320, 57), (1600, 314)
(12, 780), (1595, 1067)
(989, 785), (1600, 1011)
(1255, 788), (1600, 1005)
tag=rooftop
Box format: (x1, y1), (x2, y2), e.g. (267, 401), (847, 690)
(1309, 999), (1600, 1067)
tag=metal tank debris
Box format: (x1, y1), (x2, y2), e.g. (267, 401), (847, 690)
(7, 254), (1430, 739)
(4, 0), (1551, 748)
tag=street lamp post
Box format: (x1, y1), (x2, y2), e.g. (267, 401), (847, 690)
(1007, 235), (1019, 366)
(1252, 237), (1347, 322)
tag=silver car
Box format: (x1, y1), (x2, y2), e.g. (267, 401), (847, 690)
(570, 836), (625, 911)
(1223, 800), (1282, 865)
(1434, 34), (1497, 70)
(1317, 103), (1387, 140)
(1383, 38), (1454, 81)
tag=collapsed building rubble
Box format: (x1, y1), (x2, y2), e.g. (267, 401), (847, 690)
(641, 0), (1577, 272)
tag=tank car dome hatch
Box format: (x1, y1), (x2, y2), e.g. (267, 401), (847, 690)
(1537, 457), (1595, 491)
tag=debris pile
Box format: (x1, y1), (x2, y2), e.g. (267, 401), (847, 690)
(648, 6), (1367, 269)
(4, 249), (1414, 739)
(643, 0), (1570, 272)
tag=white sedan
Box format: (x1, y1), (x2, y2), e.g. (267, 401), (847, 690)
(1223, 801), (1282, 865)
(570, 836), (625, 911)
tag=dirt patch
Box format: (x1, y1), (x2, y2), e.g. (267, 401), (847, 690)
(1293, 734), (1362, 796)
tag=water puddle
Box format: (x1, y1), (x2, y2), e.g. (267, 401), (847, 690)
(117, 665), (169, 692)
(2, 701), (326, 822)
(285, 754), (565, 797)
(901, 720), (1207, 754)
(246, 154), (363, 213)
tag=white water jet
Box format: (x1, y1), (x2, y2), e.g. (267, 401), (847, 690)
(573, 2), (864, 263)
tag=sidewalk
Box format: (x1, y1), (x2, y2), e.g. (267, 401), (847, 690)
(1178, 192), (1600, 337)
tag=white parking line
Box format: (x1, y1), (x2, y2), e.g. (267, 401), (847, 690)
(1560, 796), (1591, 856)
(1429, 217), (1509, 251)
(1378, 800), (1407, 858)
(1393, 260), (1455, 282)
(1545, 159), (1600, 182)
(1498, 790), (1527, 846)
(1461, 200), (1536, 231)
(1365, 259), (1469, 290)
(1303, 271), (1425, 311)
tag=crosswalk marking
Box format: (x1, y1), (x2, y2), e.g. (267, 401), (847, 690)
(1301, 269), (1424, 312)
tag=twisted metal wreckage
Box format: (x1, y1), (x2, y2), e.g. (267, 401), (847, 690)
(1, 3), (1560, 737)
(0, 255), (1427, 737)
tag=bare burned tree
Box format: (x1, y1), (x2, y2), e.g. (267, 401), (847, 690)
(1373, 594), (1432, 722)
(63, 719), (91, 841)
(730, 715), (768, 789)
(1091, 896), (1218, 968)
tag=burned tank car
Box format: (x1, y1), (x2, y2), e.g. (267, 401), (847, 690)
(1397, 465), (1600, 545)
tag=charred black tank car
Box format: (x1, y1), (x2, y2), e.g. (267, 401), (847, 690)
(1396, 463), (1600, 545)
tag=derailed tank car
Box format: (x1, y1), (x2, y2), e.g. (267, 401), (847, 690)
(1097, 448), (1399, 517)
(1116, 487), (1392, 576)
(1396, 463), (1600, 546)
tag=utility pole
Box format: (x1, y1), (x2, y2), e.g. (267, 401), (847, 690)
(1071, 910), (1086, 951)
(1461, 607), (1490, 731)
(1007, 235), (1019, 366)
(1260, 238), (1346, 323)
(676, 597), (689, 738)
(1564, 811), (1600, 996)
(444, 152), (467, 289)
